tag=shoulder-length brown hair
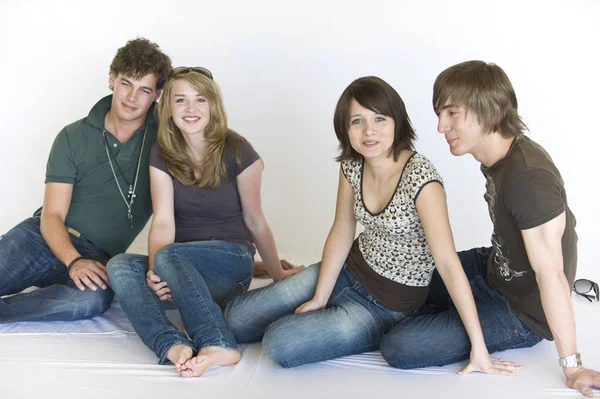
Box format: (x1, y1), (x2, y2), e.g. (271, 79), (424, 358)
(157, 72), (240, 188)
(333, 76), (416, 162)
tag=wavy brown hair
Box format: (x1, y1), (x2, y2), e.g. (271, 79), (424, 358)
(157, 72), (242, 188)
(433, 61), (528, 138)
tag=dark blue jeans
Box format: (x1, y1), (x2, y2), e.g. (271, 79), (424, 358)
(224, 263), (408, 368)
(379, 247), (543, 369)
(107, 240), (254, 364)
(0, 217), (113, 323)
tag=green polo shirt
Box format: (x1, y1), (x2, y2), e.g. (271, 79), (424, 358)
(35, 95), (158, 257)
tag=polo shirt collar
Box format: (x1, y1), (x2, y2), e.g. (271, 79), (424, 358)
(87, 95), (158, 130)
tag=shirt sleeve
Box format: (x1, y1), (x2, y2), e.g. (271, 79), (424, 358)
(233, 138), (261, 176)
(149, 143), (169, 174)
(45, 128), (76, 184)
(409, 155), (444, 203)
(504, 168), (565, 230)
(340, 158), (362, 192)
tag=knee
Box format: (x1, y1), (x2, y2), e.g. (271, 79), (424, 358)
(108, 253), (139, 275)
(223, 301), (246, 339)
(75, 288), (114, 319)
(379, 325), (420, 370)
(262, 318), (300, 368)
(107, 254), (147, 291)
(153, 246), (178, 277)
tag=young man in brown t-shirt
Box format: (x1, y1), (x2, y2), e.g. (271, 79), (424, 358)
(379, 61), (599, 397)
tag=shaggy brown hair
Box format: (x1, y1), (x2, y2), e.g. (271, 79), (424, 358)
(433, 61), (528, 138)
(109, 38), (172, 91)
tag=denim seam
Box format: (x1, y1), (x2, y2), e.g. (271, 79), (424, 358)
(474, 276), (524, 335)
(173, 247), (226, 344)
(197, 342), (238, 353)
(329, 285), (355, 305)
(219, 275), (253, 307)
(173, 242), (252, 260)
(131, 258), (174, 328)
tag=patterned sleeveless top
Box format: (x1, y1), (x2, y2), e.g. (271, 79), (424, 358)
(341, 153), (443, 291)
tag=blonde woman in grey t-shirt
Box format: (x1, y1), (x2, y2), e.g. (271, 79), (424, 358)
(106, 67), (302, 377)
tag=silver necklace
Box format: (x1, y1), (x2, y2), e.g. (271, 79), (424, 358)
(103, 126), (147, 227)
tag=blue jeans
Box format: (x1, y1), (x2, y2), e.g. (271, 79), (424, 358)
(0, 217), (113, 323)
(107, 240), (253, 364)
(379, 247), (543, 369)
(224, 263), (408, 368)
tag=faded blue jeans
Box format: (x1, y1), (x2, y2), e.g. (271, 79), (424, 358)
(0, 217), (113, 323)
(379, 247), (543, 369)
(224, 263), (408, 368)
(107, 240), (253, 364)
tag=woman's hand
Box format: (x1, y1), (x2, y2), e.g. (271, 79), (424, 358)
(146, 269), (172, 301)
(295, 297), (327, 314)
(253, 259), (305, 281)
(458, 349), (522, 376)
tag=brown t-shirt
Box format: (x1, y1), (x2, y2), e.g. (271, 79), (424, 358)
(482, 135), (577, 340)
(149, 132), (260, 254)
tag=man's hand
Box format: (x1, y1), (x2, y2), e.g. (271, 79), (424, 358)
(146, 270), (172, 301)
(68, 259), (109, 291)
(565, 367), (600, 397)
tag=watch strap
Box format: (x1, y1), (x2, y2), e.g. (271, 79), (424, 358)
(559, 353), (582, 368)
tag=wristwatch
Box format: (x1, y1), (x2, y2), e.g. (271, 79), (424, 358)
(559, 353), (582, 368)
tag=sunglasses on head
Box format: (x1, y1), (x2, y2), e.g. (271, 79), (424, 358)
(170, 66), (213, 79)
(573, 279), (599, 302)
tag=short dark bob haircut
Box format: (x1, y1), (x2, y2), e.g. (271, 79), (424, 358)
(334, 76), (416, 162)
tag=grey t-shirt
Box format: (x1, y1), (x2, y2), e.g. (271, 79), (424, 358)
(149, 132), (260, 254)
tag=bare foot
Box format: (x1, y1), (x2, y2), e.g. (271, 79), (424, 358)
(166, 344), (194, 375)
(180, 346), (241, 378)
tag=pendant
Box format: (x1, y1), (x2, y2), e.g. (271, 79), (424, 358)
(127, 207), (133, 228)
(127, 184), (133, 202)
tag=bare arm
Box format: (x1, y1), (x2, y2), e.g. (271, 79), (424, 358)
(416, 182), (517, 375)
(238, 160), (303, 282)
(146, 166), (176, 300)
(522, 212), (600, 396)
(40, 182), (108, 291)
(40, 183), (79, 265)
(296, 168), (356, 313)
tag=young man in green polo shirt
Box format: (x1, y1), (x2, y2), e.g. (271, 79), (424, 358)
(0, 38), (172, 323)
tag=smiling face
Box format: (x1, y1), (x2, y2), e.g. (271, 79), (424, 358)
(108, 73), (159, 125)
(169, 78), (211, 137)
(436, 100), (488, 157)
(347, 98), (396, 161)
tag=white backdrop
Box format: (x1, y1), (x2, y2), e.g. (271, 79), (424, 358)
(0, 0), (598, 280)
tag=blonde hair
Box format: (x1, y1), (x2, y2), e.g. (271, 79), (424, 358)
(433, 61), (528, 138)
(157, 72), (240, 188)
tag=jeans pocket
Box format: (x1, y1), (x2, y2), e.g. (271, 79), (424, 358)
(220, 274), (253, 307)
